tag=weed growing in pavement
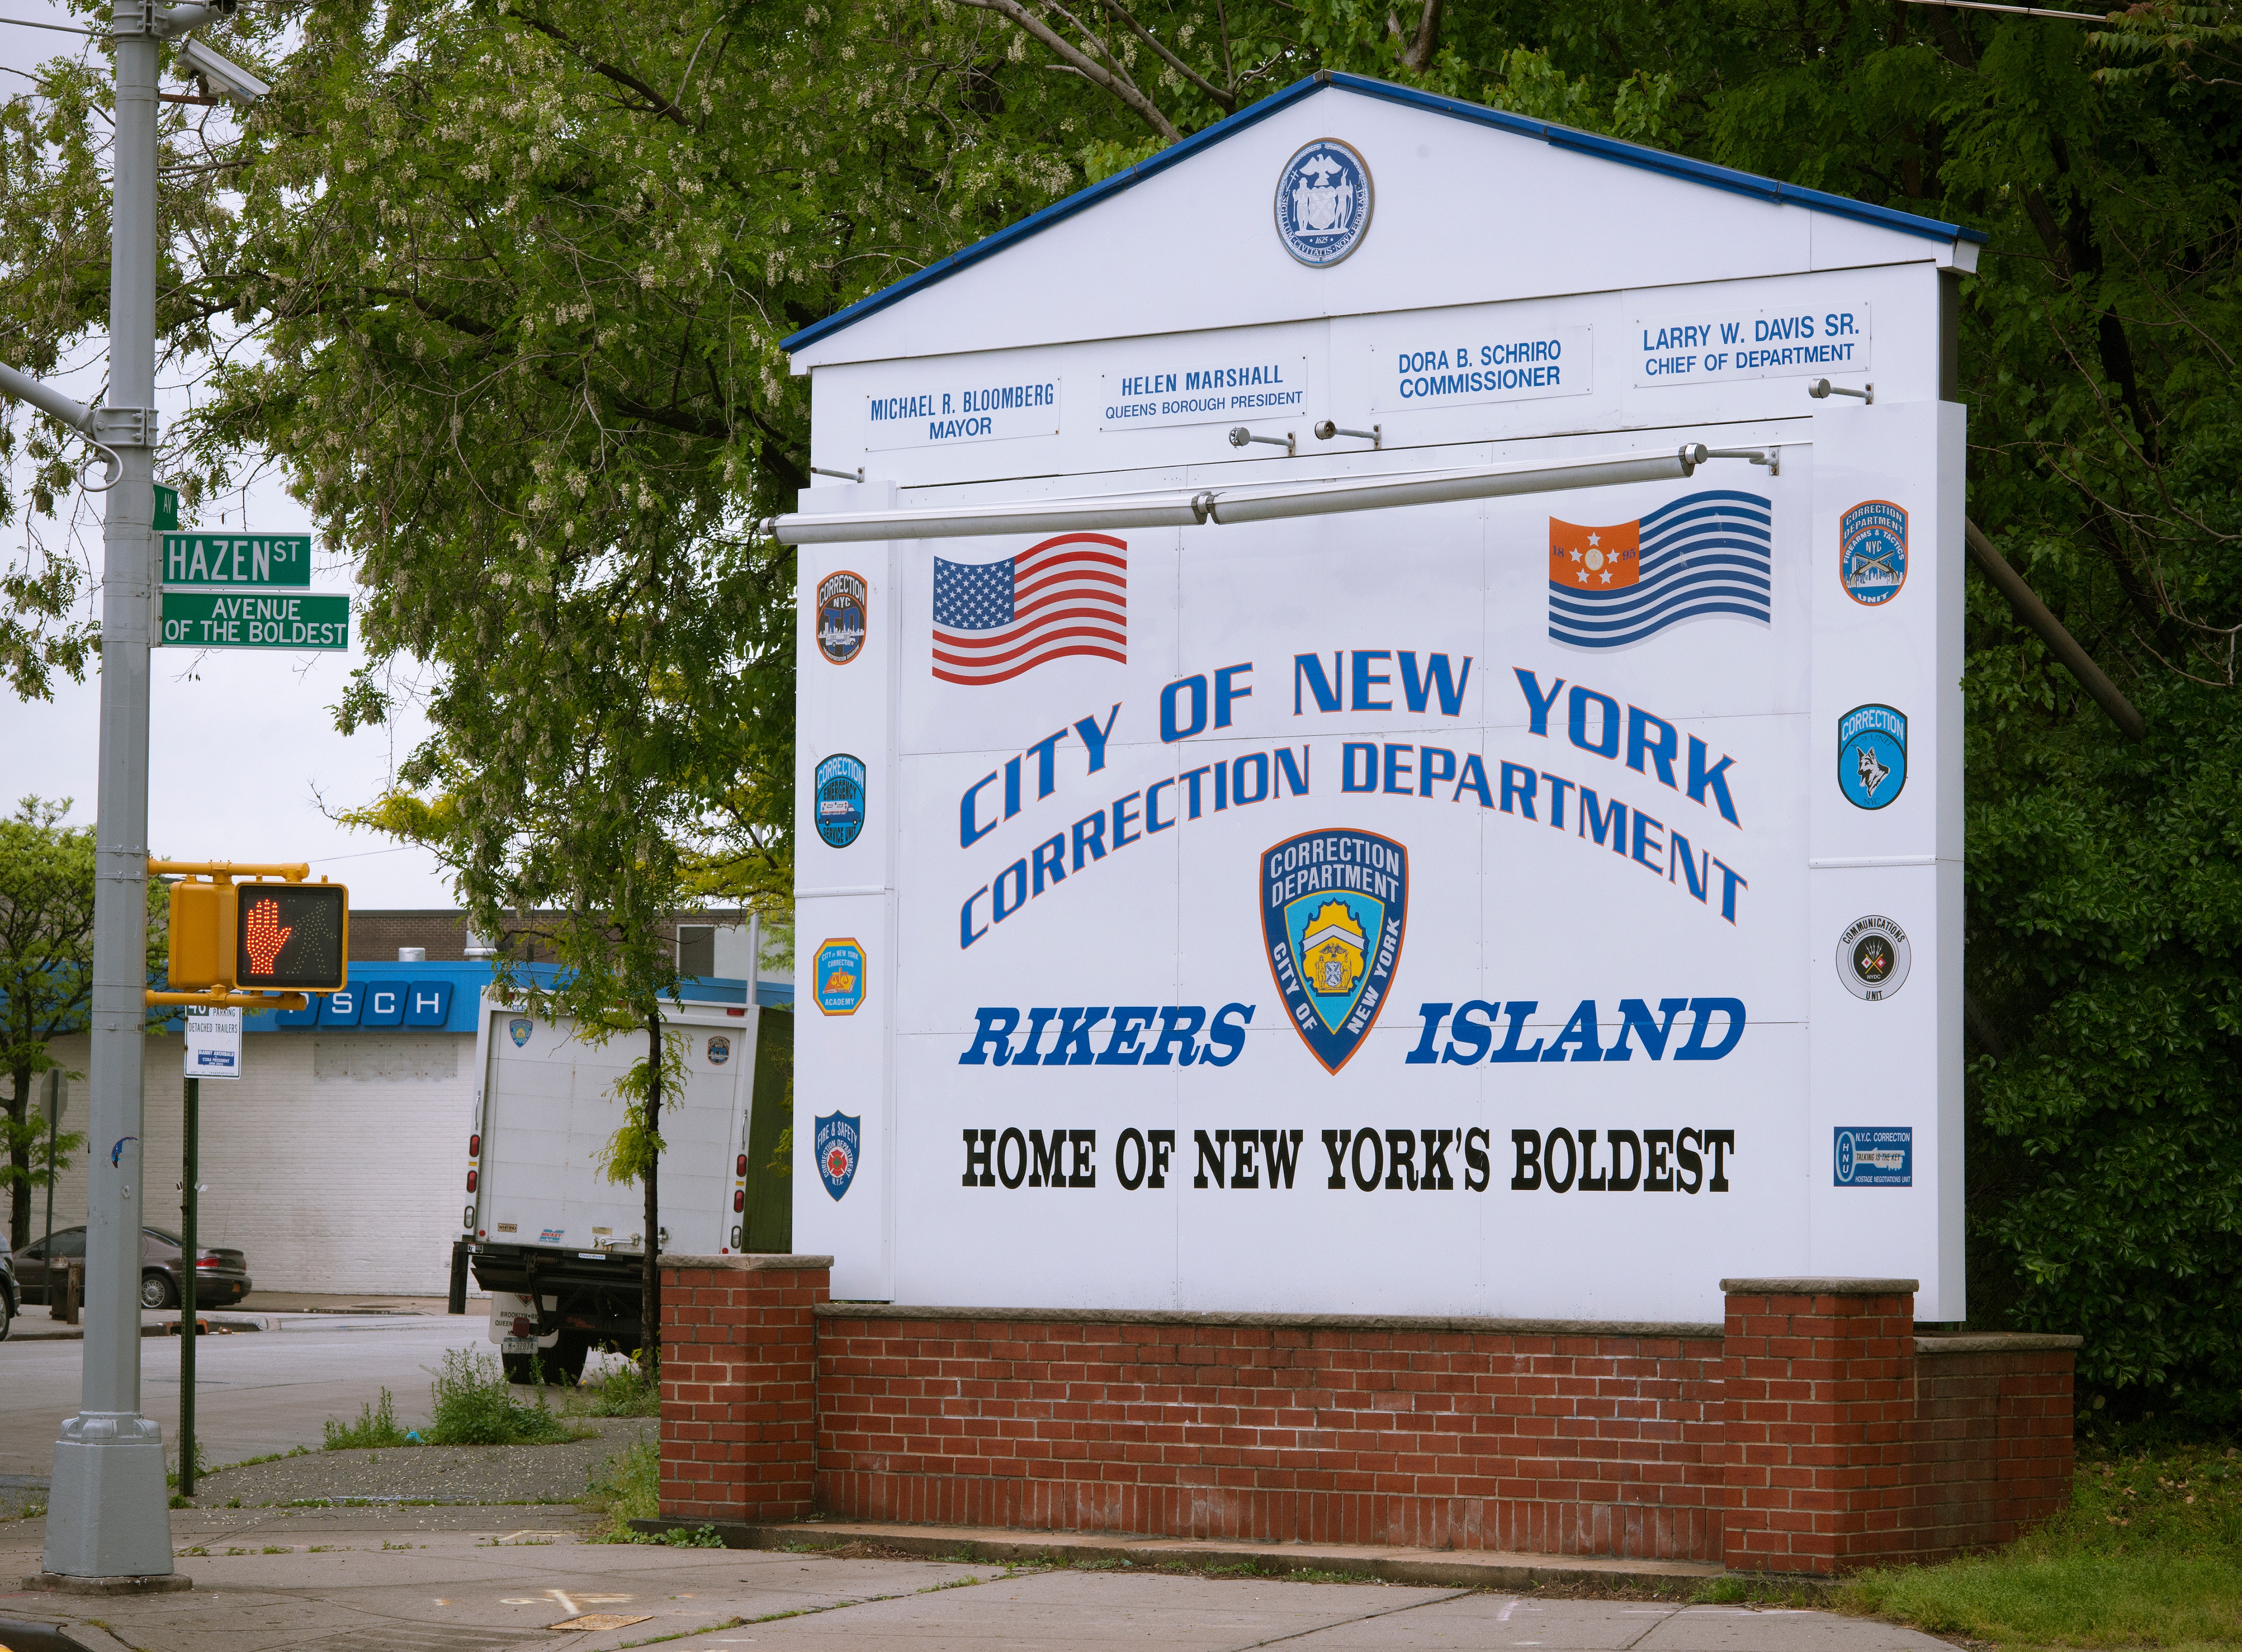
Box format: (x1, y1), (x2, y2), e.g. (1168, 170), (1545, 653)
(324, 1387), (411, 1450)
(380, 1540), (419, 1550)
(425, 1348), (574, 1446)
(1837, 1439), (2242, 1646)
(581, 1438), (658, 1542)
(566, 1350), (660, 1417)
(164, 1436), (209, 1489)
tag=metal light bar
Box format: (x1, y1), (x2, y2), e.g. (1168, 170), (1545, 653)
(772, 490), (1211, 544)
(1901, 0), (2105, 20)
(765, 443), (1736, 545)
(0, 360), (96, 434)
(1206, 446), (1704, 525)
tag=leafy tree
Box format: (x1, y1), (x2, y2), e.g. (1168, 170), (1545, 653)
(0, 799), (107, 1250)
(2, 0), (2238, 1421)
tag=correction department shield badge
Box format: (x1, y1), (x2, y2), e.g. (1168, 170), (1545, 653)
(1261, 829), (1408, 1073)
(814, 1112), (860, 1201)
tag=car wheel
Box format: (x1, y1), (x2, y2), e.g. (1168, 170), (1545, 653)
(140, 1270), (177, 1311)
(0, 1295), (12, 1342)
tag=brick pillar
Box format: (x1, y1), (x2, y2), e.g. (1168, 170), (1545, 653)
(658, 1253), (832, 1523)
(1720, 1276), (1917, 1576)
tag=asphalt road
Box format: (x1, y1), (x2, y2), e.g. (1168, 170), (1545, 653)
(0, 1314), (496, 1482)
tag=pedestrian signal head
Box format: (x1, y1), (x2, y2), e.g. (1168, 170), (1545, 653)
(164, 872), (348, 993)
(233, 883), (347, 988)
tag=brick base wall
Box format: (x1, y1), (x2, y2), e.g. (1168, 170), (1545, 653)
(817, 1313), (1726, 1561)
(657, 1268), (2078, 1575)
(657, 1254), (829, 1523)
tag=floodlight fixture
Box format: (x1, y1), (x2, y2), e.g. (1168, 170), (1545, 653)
(1228, 426), (1296, 457)
(1314, 420), (1382, 449)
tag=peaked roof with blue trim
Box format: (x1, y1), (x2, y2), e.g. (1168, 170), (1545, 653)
(780, 69), (1983, 358)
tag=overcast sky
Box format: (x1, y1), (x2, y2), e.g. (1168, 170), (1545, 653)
(1, 5), (454, 908)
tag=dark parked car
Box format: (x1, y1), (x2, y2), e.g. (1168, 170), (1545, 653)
(0, 1244), (15, 1340)
(11, 1226), (251, 1311)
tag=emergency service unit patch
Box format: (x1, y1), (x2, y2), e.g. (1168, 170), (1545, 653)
(814, 752), (867, 847)
(1839, 500), (1908, 606)
(508, 1017), (533, 1048)
(706, 1035), (730, 1066)
(815, 1112), (860, 1201)
(1262, 829), (1408, 1074)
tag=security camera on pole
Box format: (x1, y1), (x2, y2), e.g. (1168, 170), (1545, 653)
(0, 0), (269, 1590)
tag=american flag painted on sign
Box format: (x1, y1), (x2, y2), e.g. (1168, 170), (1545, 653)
(932, 532), (1127, 685)
(1547, 491), (1772, 649)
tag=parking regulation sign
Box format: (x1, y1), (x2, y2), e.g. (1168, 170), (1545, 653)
(182, 1007), (243, 1080)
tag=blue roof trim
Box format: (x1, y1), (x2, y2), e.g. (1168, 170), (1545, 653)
(779, 76), (1324, 355)
(778, 70), (1983, 357)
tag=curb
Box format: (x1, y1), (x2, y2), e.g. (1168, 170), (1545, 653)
(7, 1312), (443, 1342)
(19, 1573), (193, 1596)
(623, 1518), (1736, 1594)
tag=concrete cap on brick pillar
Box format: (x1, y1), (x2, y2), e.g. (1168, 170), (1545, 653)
(1719, 1277), (1917, 1295)
(657, 1253), (836, 1271)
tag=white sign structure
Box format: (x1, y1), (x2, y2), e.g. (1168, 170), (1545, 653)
(181, 1008), (243, 1080)
(781, 73), (1975, 1322)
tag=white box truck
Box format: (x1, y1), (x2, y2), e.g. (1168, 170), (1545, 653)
(446, 993), (793, 1380)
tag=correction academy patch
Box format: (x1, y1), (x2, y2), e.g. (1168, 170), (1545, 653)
(1836, 914), (1910, 1001)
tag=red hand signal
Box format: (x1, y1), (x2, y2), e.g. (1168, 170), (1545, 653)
(243, 897), (293, 974)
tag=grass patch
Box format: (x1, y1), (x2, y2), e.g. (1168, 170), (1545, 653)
(1838, 1440), (2242, 1647)
(566, 1352), (660, 1418)
(324, 1388), (412, 1450)
(582, 1437), (660, 1542)
(425, 1348), (575, 1446)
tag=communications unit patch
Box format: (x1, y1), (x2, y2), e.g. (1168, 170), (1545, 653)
(1836, 914), (1911, 1001)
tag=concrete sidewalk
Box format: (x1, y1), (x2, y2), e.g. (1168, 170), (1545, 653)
(0, 1504), (1960, 1652)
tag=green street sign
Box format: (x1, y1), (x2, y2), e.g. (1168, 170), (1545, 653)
(159, 591), (350, 651)
(161, 533), (314, 588)
(153, 483), (179, 531)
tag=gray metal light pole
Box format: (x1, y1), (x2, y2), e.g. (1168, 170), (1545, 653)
(0, 0), (249, 1589)
(36, 0), (171, 1587)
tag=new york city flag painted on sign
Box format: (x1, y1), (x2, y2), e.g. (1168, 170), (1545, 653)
(1547, 491), (1773, 649)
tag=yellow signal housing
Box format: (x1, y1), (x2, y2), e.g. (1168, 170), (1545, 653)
(153, 861), (350, 1005)
(167, 880), (228, 989)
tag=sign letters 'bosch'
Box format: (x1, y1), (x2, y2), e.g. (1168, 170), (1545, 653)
(791, 79), (1964, 1321)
